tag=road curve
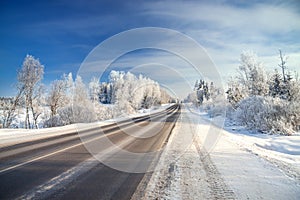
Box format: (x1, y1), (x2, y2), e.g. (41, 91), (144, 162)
(0, 104), (181, 200)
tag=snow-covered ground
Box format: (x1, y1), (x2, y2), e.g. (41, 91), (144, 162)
(2, 103), (300, 199)
(141, 104), (300, 199)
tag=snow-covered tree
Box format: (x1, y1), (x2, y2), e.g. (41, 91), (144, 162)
(189, 79), (213, 107)
(98, 82), (111, 104)
(45, 74), (97, 126)
(269, 70), (282, 98)
(71, 75), (96, 123)
(269, 51), (295, 101)
(31, 84), (46, 128)
(228, 51), (300, 135)
(89, 77), (100, 104)
(196, 89), (204, 105)
(226, 77), (244, 108)
(236, 52), (269, 97)
(1, 91), (23, 128)
(17, 55), (44, 129)
(141, 78), (161, 109)
(1, 97), (18, 128)
(48, 79), (68, 117)
(46, 74), (72, 127)
(160, 88), (172, 104)
(53, 75), (96, 125)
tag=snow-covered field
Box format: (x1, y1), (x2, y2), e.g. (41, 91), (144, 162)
(141, 104), (300, 199)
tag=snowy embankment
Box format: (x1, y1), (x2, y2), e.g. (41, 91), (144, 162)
(199, 110), (300, 181)
(140, 104), (300, 199)
(222, 126), (300, 180)
(0, 104), (173, 148)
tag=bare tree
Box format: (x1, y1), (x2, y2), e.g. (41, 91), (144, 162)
(278, 49), (288, 82)
(31, 85), (45, 128)
(1, 89), (23, 128)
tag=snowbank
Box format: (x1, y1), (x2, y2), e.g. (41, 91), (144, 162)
(141, 104), (300, 199)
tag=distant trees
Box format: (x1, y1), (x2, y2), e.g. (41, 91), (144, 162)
(44, 70), (172, 127)
(106, 70), (166, 114)
(191, 79), (211, 106)
(89, 77), (100, 104)
(186, 79), (225, 117)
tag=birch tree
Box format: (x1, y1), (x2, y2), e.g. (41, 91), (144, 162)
(17, 55), (44, 129)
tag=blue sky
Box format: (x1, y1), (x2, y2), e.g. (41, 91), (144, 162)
(1, 0), (300, 97)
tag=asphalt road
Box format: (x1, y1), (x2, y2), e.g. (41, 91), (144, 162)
(0, 104), (180, 200)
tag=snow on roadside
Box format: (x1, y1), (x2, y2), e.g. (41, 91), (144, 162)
(141, 104), (300, 199)
(0, 104), (174, 148)
(219, 127), (300, 187)
(142, 106), (212, 200)
(0, 122), (108, 148)
(190, 105), (300, 198)
(190, 104), (300, 181)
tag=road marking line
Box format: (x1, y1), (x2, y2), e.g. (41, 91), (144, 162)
(16, 129), (143, 200)
(0, 132), (113, 174)
(0, 106), (178, 174)
(15, 106), (179, 199)
(16, 157), (100, 200)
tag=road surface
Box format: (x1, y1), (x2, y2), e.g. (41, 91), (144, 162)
(0, 104), (180, 200)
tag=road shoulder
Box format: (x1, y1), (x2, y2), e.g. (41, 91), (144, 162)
(138, 105), (300, 199)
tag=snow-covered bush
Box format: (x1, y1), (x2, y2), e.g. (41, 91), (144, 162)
(226, 51), (300, 135)
(94, 103), (113, 121)
(202, 91), (227, 118)
(234, 96), (294, 135)
(57, 104), (96, 125)
(285, 101), (300, 132)
(185, 91), (198, 105)
(43, 115), (62, 127)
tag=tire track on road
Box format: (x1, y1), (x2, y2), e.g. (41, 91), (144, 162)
(193, 138), (236, 200)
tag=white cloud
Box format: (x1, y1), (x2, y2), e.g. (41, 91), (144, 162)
(136, 0), (300, 85)
(45, 1), (300, 98)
